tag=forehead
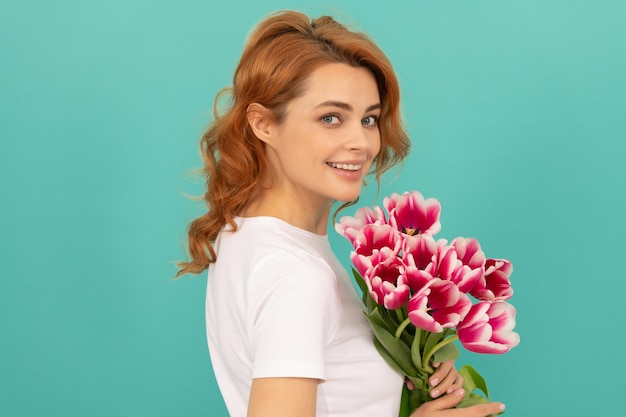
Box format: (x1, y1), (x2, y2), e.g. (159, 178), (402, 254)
(292, 63), (380, 110)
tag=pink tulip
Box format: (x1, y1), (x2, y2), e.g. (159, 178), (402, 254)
(348, 224), (402, 276)
(404, 261), (434, 293)
(457, 301), (520, 354)
(449, 237), (486, 293)
(365, 257), (411, 310)
(403, 246), (436, 294)
(426, 242), (482, 293)
(407, 279), (472, 333)
(350, 251), (372, 278)
(425, 241), (459, 280)
(471, 259), (514, 301)
(353, 224), (401, 257)
(402, 234), (438, 270)
(335, 206), (387, 246)
(350, 246), (398, 278)
(384, 191), (441, 237)
(451, 237), (485, 270)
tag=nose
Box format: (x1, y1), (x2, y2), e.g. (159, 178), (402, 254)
(346, 120), (378, 153)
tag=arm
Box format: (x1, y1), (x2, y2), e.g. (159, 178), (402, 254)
(246, 252), (336, 417)
(247, 376), (503, 417)
(248, 377), (318, 417)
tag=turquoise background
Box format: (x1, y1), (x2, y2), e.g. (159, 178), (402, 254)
(1, 0), (624, 416)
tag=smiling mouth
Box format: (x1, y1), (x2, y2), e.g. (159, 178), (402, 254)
(326, 162), (363, 171)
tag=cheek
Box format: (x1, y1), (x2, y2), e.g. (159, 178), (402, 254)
(372, 132), (382, 158)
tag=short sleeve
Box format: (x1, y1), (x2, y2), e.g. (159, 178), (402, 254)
(247, 249), (339, 381)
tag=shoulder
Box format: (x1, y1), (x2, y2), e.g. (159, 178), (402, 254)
(218, 216), (333, 269)
(249, 247), (337, 296)
(213, 216), (339, 298)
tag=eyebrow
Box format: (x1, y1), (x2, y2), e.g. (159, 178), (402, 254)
(314, 100), (381, 113)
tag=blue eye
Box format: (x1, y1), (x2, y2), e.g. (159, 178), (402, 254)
(362, 116), (378, 126)
(321, 115), (340, 124)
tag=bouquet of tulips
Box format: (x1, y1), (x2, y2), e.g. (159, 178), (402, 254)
(336, 191), (520, 416)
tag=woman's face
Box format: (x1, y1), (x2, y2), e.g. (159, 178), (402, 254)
(262, 62), (382, 212)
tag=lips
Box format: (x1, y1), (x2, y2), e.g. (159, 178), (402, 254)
(326, 162), (363, 171)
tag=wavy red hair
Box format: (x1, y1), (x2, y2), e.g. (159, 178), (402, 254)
(177, 11), (410, 276)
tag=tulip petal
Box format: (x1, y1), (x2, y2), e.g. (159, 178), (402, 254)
(457, 301), (520, 354)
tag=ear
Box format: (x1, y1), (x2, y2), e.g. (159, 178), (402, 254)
(246, 103), (275, 145)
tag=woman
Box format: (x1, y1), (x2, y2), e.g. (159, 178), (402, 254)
(178, 11), (505, 417)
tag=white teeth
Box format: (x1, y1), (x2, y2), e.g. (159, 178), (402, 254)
(327, 162), (362, 171)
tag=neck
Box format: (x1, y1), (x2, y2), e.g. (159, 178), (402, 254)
(242, 189), (332, 235)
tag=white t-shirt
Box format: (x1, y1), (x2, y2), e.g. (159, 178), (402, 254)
(206, 216), (403, 417)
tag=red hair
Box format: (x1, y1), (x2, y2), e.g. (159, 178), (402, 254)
(177, 11), (410, 276)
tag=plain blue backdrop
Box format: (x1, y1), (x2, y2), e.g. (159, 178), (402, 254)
(1, 1), (624, 416)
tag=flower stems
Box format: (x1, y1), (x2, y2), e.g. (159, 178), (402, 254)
(422, 334), (459, 369)
(395, 317), (412, 338)
(395, 308), (405, 325)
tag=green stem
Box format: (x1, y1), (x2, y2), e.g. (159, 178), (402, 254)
(395, 308), (405, 324)
(395, 317), (412, 339)
(422, 335), (459, 370)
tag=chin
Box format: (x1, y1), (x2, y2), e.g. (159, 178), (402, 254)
(332, 191), (361, 204)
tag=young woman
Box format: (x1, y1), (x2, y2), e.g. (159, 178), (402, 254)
(178, 11), (505, 417)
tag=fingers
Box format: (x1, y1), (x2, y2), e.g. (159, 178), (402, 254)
(429, 361), (464, 398)
(428, 361), (450, 389)
(451, 401), (506, 417)
(405, 377), (415, 391)
(411, 389), (466, 416)
(431, 368), (463, 398)
(411, 390), (505, 417)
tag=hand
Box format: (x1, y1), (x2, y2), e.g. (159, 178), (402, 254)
(410, 389), (505, 417)
(427, 361), (463, 399)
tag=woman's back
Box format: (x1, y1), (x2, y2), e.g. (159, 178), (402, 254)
(206, 216), (403, 417)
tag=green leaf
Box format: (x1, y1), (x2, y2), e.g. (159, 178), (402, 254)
(422, 331), (444, 367)
(408, 381), (431, 410)
(398, 385), (411, 417)
(410, 328), (422, 369)
(459, 364), (490, 399)
(367, 308), (418, 377)
(352, 267), (365, 290)
(352, 268), (373, 310)
(406, 375), (427, 392)
(456, 392), (489, 408)
(372, 338), (406, 376)
(423, 331), (443, 358)
(366, 306), (388, 329)
(399, 326), (414, 347)
(397, 382), (434, 417)
(379, 306), (403, 330)
(431, 341), (460, 363)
